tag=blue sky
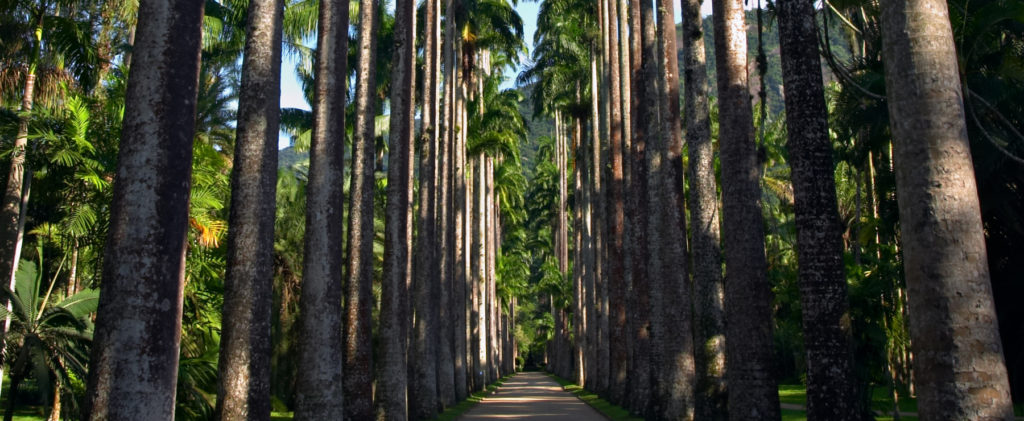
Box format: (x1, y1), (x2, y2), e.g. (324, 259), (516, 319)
(277, 0), (718, 148)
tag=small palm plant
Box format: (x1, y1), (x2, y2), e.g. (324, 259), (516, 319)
(0, 256), (98, 421)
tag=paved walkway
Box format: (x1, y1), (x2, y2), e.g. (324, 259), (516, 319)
(458, 371), (606, 420)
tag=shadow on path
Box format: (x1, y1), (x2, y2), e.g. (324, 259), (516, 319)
(458, 372), (606, 420)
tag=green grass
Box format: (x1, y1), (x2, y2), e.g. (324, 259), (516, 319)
(545, 372), (643, 421)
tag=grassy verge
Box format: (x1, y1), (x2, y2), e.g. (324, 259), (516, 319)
(544, 372), (643, 421)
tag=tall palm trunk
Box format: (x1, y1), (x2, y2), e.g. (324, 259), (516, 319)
(435, 0), (455, 405)
(556, 111), (569, 380)
(344, 0), (380, 417)
(486, 157), (499, 382)
(378, 0), (417, 414)
(625, 0), (653, 413)
(586, 39), (602, 392)
(473, 153), (486, 389)
(451, 33), (470, 400)
(215, 0), (283, 418)
(775, 1), (858, 419)
(411, 0), (440, 411)
(879, 1), (1013, 418)
(681, 0), (726, 418)
(604, 0), (627, 403)
(710, 0), (780, 418)
(595, 0), (612, 396)
(574, 108), (587, 387)
(83, 0), (205, 418)
(647, 0), (695, 418)
(294, 0), (349, 417)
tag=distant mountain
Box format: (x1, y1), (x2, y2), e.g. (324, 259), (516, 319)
(278, 146), (308, 170)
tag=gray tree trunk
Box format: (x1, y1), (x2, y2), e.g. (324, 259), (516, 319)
(710, 0), (780, 419)
(215, 0), (283, 418)
(647, 0), (696, 418)
(625, 0), (652, 414)
(411, 0), (440, 411)
(344, 0), (380, 417)
(82, 0), (205, 418)
(681, 0), (727, 418)
(486, 156), (499, 383)
(451, 33), (470, 399)
(775, 1), (859, 419)
(377, 0), (417, 414)
(586, 38), (602, 393)
(604, 0), (628, 404)
(596, 0), (612, 396)
(879, 1), (1014, 418)
(436, 0), (456, 405)
(294, 0), (349, 417)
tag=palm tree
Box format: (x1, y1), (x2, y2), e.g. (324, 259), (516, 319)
(0, 0), (99, 357)
(343, 0), (380, 417)
(214, 0), (283, 418)
(604, 0), (626, 403)
(775, 0), (858, 418)
(646, 0), (695, 418)
(878, 0), (1013, 417)
(411, 0), (441, 409)
(378, 0), (416, 412)
(82, 1), (205, 418)
(681, 0), (726, 419)
(710, 0), (780, 418)
(1, 259), (97, 421)
(625, 0), (655, 413)
(294, 0), (349, 417)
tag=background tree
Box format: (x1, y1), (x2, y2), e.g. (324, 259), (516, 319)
(710, 0), (780, 418)
(214, 0), (283, 418)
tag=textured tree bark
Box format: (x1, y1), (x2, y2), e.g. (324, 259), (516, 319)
(378, 0), (417, 414)
(586, 37), (603, 392)
(451, 34), (470, 398)
(879, 1), (1014, 419)
(411, 0), (440, 411)
(681, 0), (726, 419)
(343, 0), (380, 417)
(295, 0), (349, 418)
(775, 1), (859, 419)
(487, 157), (499, 383)
(474, 153), (488, 387)
(596, 0), (612, 396)
(215, 0), (283, 418)
(647, 0), (696, 418)
(604, 0), (628, 404)
(82, 0), (204, 418)
(573, 112), (586, 386)
(625, 0), (652, 414)
(618, 0), (632, 151)
(710, 0), (781, 419)
(436, 0), (456, 406)
(556, 111), (569, 380)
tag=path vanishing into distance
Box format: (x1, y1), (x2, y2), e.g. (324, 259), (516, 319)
(458, 372), (606, 420)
